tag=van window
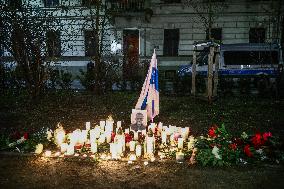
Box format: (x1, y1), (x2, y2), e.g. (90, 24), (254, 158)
(224, 51), (278, 65)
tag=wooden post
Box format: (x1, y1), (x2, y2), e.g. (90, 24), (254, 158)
(191, 46), (197, 96)
(207, 46), (214, 103)
(213, 46), (219, 97)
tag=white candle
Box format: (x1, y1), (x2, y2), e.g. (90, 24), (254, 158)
(106, 132), (112, 143)
(44, 150), (51, 157)
(86, 122), (91, 130)
(178, 138), (184, 149)
(100, 121), (105, 130)
(136, 144), (142, 157)
(110, 143), (118, 159)
(188, 136), (195, 150)
(60, 143), (68, 153)
(91, 142), (97, 153)
(129, 141), (136, 151)
(176, 151), (184, 163)
(134, 132), (138, 141)
(125, 128), (129, 134)
(90, 129), (96, 143)
(162, 132), (167, 144)
(146, 137), (154, 155)
(117, 141), (123, 155)
(129, 154), (136, 161)
(98, 133), (105, 144)
(80, 130), (88, 144)
(94, 126), (100, 138)
(55, 129), (65, 146)
(117, 121), (121, 128)
(66, 145), (74, 155)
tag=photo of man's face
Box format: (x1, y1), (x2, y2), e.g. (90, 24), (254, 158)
(135, 113), (144, 126)
(131, 109), (147, 126)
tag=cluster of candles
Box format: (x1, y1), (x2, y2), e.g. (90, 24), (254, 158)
(44, 117), (196, 163)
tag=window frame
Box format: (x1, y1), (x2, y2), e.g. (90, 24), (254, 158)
(46, 30), (61, 57)
(249, 28), (266, 43)
(84, 30), (97, 57)
(163, 29), (180, 57)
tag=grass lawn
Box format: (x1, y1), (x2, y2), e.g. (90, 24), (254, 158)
(0, 91), (284, 189)
(1, 91), (284, 137)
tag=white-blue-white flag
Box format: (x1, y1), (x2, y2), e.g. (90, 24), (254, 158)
(135, 50), (159, 121)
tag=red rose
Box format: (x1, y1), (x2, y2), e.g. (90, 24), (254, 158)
(244, 144), (253, 157)
(23, 132), (29, 140)
(125, 133), (132, 143)
(11, 131), (21, 140)
(208, 126), (217, 138)
(251, 133), (264, 148)
(229, 143), (237, 151)
(263, 132), (272, 141)
(111, 132), (116, 142)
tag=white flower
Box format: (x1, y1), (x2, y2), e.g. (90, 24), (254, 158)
(46, 130), (53, 141)
(35, 143), (43, 154)
(239, 158), (247, 164)
(241, 132), (248, 139)
(212, 146), (221, 159)
(255, 149), (263, 155)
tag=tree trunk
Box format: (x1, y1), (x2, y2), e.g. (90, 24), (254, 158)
(191, 47), (197, 96)
(207, 46), (214, 103)
(213, 46), (219, 97)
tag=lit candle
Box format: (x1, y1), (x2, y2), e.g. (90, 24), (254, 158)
(161, 132), (167, 144)
(125, 128), (129, 134)
(188, 136), (195, 150)
(94, 126), (100, 138)
(98, 134), (105, 144)
(129, 154), (136, 161)
(117, 121), (121, 128)
(66, 144), (74, 155)
(80, 130), (88, 144)
(86, 122), (91, 130)
(60, 143), (68, 153)
(110, 143), (118, 159)
(178, 138), (184, 149)
(136, 144), (142, 157)
(91, 142), (97, 153)
(146, 137), (154, 155)
(90, 129), (96, 143)
(129, 141), (136, 151)
(100, 121), (105, 130)
(134, 132), (138, 141)
(176, 151), (184, 163)
(54, 127), (65, 146)
(106, 132), (112, 143)
(44, 150), (51, 157)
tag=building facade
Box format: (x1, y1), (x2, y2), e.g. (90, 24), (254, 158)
(1, 0), (283, 78)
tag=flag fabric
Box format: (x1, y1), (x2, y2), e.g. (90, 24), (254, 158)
(135, 50), (159, 121)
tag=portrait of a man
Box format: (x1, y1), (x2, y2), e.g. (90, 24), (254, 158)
(130, 109), (147, 132)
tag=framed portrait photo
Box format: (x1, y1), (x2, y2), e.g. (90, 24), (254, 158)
(131, 109), (147, 126)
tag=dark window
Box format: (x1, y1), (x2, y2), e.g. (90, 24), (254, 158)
(249, 28), (266, 43)
(206, 28), (222, 41)
(46, 30), (61, 57)
(82, 0), (97, 6)
(162, 0), (181, 3)
(165, 70), (176, 80)
(85, 30), (96, 57)
(8, 0), (22, 9)
(44, 0), (59, 7)
(163, 29), (179, 56)
(224, 51), (278, 65)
